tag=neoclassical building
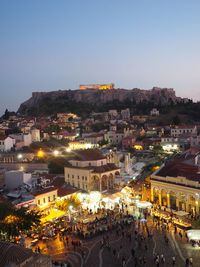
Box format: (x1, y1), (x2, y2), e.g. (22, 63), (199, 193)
(151, 154), (200, 215)
(64, 149), (120, 192)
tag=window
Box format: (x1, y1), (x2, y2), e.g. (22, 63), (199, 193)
(89, 162), (91, 166)
(48, 196), (51, 202)
(38, 199), (40, 205)
(85, 176), (87, 180)
(76, 162), (78, 166)
(72, 175), (74, 179)
(101, 161), (103, 165)
(78, 175), (79, 179)
(82, 176), (84, 180)
(68, 174), (70, 178)
(43, 198), (46, 204)
(53, 195), (56, 201)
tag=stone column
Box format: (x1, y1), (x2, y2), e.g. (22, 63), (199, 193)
(100, 177), (102, 192)
(159, 192), (162, 206)
(195, 200), (199, 215)
(167, 193), (170, 208)
(176, 198), (179, 210)
(151, 187), (154, 202)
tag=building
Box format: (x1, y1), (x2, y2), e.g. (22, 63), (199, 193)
(108, 109), (118, 119)
(121, 108), (130, 120)
(171, 125), (197, 137)
(64, 149), (120, 192)
(9, 133), (32, 150)
(150, 108), (159, 116)
(0, 136), (15, 152)
(5, 171), (32, 190)
(68, 140), (94, 150)
(122, 136), (136, 150)
(80, 83), (114, 90)
(31, 186), (57, 209)
(57, 187), (80, 200)
(84, 134), (104, 146)
(190, 135), (200, 147)
(0, 241), (52, 267)
(161, 136), (190, 152)
(151, 153), (200, 215)
(31, 128), (41, 142)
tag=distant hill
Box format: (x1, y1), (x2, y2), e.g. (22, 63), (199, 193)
(17, 87), (189, 117)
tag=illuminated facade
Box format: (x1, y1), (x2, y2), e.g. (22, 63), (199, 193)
(80, 83), (114, 90)
(65, 149), (120, 192)
(68, 140), (95, 150)
(151, 157), (200, 215)
(32, 186), (57, 209)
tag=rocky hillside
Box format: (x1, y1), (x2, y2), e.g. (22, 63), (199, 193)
(17, 87), (189, 116)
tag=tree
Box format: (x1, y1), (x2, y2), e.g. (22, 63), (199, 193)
(55, 195), (81, 213)
(0, 202), (41, 239)
(171, 115), (180, 126)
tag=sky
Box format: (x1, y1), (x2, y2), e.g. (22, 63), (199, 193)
(1, 0), (200, 115)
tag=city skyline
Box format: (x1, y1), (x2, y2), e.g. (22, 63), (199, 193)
(1, 0), (200, 115)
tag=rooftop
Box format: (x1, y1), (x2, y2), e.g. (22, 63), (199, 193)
(31, 186), (57, 196)
(57, 187), (80, 197)
(156, 161), (200, 182)
(0, 241), (34, 267)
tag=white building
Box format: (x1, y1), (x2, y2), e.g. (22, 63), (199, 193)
(31, 128), (41, 142)
(150, 108), (159, 116)
(5, 170), (32, 190)
(0, 136), (15, 152)
(9, 133), (32, 150)
(171, 126), (197, 137)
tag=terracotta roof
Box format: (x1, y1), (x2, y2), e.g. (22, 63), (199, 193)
(0, 136), (8, 140)
(85, 134), (103, 138)
(31, 186), (57, 196)
(0, 241), (34, 266)
(73, 149), (106, 161)
(92, 163), (120, 173)
(171, 125), (196, 129)
(57, 187), (80, 197)
(51, 177), (65, 188)
(156, 161), (200, 181)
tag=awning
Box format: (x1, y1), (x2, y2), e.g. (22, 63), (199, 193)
(186, 230), (200, 241)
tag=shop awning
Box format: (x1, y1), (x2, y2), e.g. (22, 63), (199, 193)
(186, 230), (200, 241)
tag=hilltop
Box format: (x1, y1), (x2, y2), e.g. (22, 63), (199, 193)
(17, 87), (189, 117)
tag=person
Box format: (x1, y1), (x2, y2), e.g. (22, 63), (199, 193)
(172, 256), (176, 265)
(122, 256), (126, 266)
(189, 257), (193, 265)
(131, 248), (135, 257)
(160, 254), (164, 262)
(113, 248), (116, 257)
(155, 258), (159, 267)
(185, 258), (189, 266)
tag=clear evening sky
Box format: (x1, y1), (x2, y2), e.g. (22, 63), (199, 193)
(1, 0), (200, 116)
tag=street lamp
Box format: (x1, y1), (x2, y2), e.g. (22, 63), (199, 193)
(53, 150), (59, 156)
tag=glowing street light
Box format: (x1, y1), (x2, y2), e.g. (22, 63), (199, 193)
(17, 154), (23, 159)
(37, 149), (44, 158)
(53, 150), (59, 156)
(66, 147), (71, 153)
